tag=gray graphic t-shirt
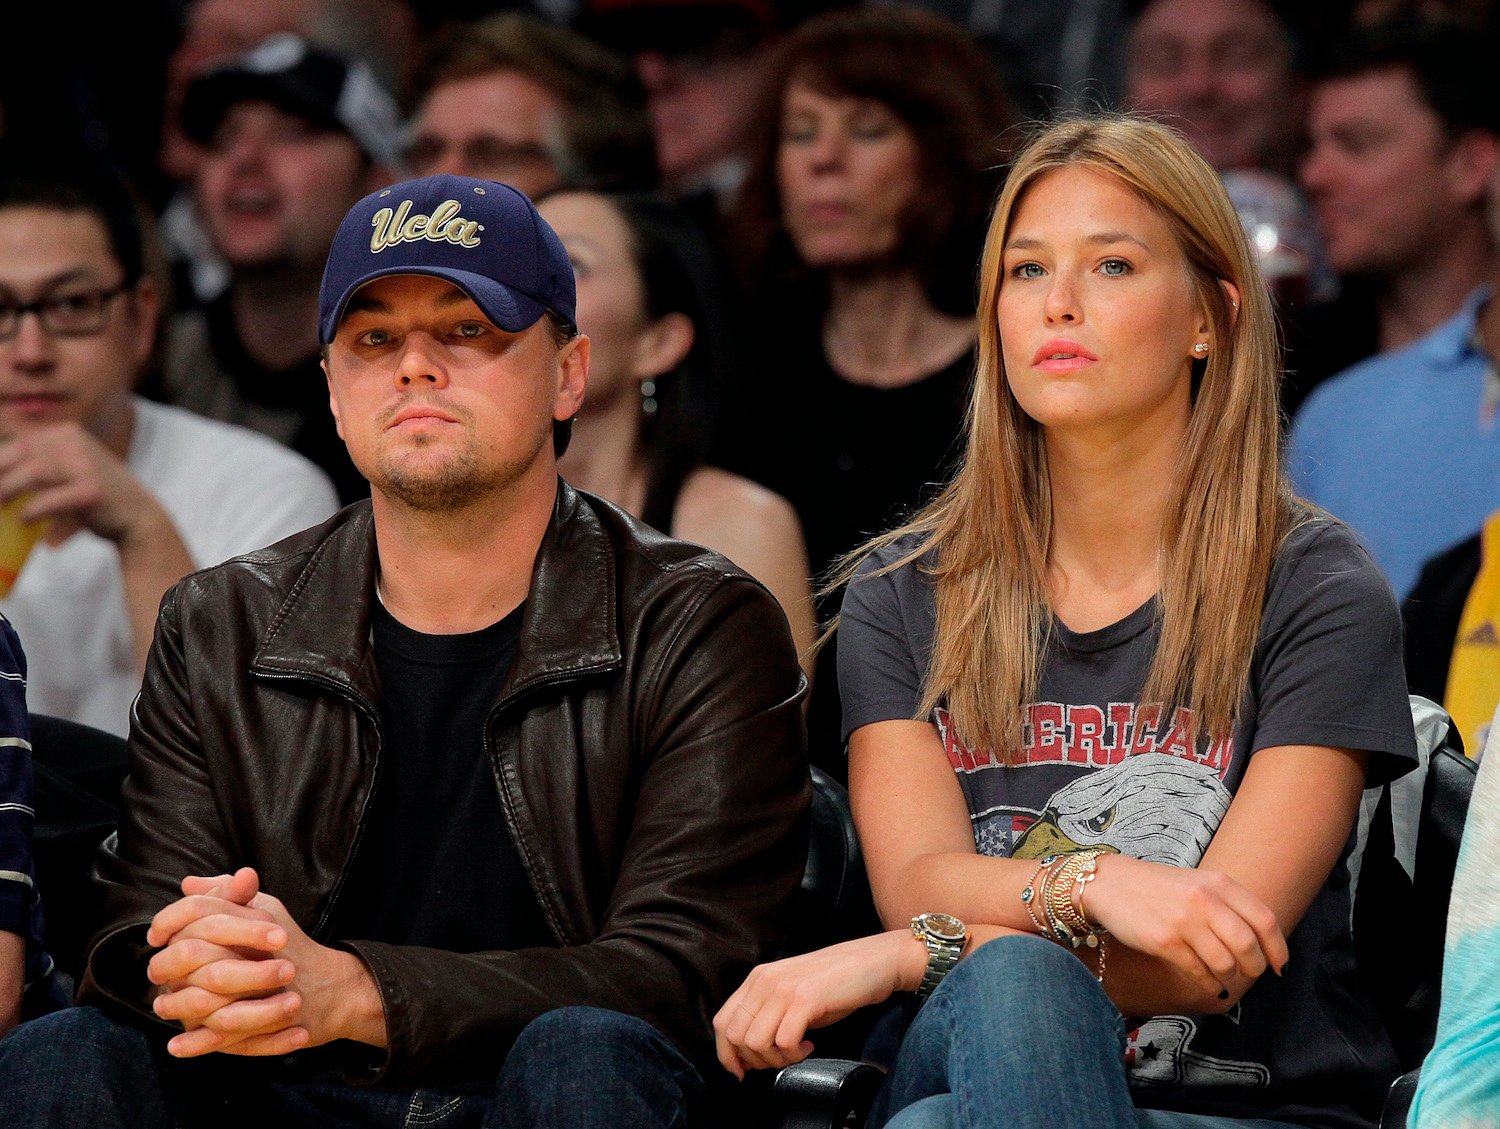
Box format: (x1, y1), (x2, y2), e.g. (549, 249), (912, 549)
(838, 518), (1418, 1129)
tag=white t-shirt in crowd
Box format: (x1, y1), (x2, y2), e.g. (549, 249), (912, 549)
(0, 397), (342, 735)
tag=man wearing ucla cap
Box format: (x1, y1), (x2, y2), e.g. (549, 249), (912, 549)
(0, 174), (808, 1127)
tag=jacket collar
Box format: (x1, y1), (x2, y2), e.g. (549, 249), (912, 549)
(252, 481), (623, 702)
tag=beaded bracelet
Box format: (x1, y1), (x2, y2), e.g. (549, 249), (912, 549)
(1044, 849), (1109, 949)
(1070, 850), (1105, 938)
(1044, 852), (1086, 943)
(1019, 854), (1057, 935)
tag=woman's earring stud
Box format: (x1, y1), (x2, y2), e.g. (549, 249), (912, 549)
(1192, 342), (1210, 356)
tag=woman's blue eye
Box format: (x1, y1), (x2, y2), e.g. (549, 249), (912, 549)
(1011, 262), (1045, 279)
(1100, 259), (1131, 276)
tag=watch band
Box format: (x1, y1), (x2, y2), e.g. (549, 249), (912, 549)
(911, 912), (968, 999)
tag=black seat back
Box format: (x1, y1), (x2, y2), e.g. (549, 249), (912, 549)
(790, 765), (881, 959)
(29, 713), (129, 988)
(1352, 696), (1477, 1072)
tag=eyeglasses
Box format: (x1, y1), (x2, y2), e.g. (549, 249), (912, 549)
(0, 284), (131, 341)
(404, 135), (555, 179)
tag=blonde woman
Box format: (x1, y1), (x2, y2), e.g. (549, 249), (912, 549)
(714, 114), (1418, 1129)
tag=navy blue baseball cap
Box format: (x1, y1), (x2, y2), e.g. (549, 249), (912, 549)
(317, 174), (576, 346)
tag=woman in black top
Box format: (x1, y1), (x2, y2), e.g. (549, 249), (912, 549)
(724, 7), (1015, 773)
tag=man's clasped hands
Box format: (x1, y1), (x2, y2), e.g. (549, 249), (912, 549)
(145, 867), (385, 1058)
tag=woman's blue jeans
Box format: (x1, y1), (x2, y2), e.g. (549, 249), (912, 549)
(872, 934), (1297, 1129)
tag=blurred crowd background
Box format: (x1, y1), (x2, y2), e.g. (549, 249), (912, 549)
(6, 0), (1500, 782)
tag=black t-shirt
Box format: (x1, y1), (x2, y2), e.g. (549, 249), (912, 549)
(727, 331), (972, 582)
(839, 518), (1419, 1129)
(336, 599), (553, 953)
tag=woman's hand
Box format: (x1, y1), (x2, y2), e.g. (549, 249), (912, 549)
(1084, 853), (1288, 1003)
(713, 930), (925, 1080)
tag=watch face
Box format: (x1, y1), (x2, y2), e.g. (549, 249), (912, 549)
(917, 912), (967, 943)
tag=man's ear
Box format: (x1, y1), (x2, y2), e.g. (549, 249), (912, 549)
(630, 312), (694, 382)
(1446, 129), (1500, 208)
(554, 334), (590, 424)
(127, 276), (162, 368)
(322, 357), (346, 442)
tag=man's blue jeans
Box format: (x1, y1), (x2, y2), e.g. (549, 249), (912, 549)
(871, 934), (1298, 1129)
(0, 1003), (703, 1128)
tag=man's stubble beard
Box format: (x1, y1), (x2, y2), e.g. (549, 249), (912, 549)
(373, 430), (543, 513)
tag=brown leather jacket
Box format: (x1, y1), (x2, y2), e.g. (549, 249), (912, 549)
(80, 483), (810, 1083)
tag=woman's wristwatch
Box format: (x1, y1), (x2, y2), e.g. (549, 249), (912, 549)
(910, 911), (969, 999)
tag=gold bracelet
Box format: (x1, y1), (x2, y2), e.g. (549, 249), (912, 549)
(1048, 850), (1109, 949)
(1041, 853), (1073, 942)
(1070, 849), (1106, 935)
(1046, 853), (1091, 944)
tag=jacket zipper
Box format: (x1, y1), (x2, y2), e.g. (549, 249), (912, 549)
(483, 666), (614, 948)
(253, 668), (384, 942)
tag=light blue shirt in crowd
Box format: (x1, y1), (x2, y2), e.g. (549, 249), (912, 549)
(1288, 286), (1500, 598)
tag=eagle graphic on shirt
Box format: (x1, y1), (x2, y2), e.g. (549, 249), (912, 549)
(1009, 753), (1232, 865)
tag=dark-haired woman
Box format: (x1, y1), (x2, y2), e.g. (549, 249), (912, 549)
(724, 6), (1015, 774)
(539, 188), (816, 675)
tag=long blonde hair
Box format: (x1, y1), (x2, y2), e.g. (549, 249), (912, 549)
(830, 113), (1298, 758)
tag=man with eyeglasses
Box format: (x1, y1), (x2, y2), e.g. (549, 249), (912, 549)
(0, 143), (338, 738)
(403, 12), (658, 199)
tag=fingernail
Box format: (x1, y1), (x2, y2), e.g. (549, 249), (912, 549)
(278, 962), (295, 982)
(268, 928), (287, 947)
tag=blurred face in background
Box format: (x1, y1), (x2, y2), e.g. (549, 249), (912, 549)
(637, 40), (768, 192)
(195, 100), (374, 275)
(161, 0), (317, 181)
(1300, 68), (1494, 276)
(406, 70), (565, 200)
(538, 191), (690, 420)
(776, 82), (921, 270)
(0, 208), (157, 441)
(1127, 0), (1299, 172)
(163, 0), (418, 183)
(541, 192), (647, 412)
